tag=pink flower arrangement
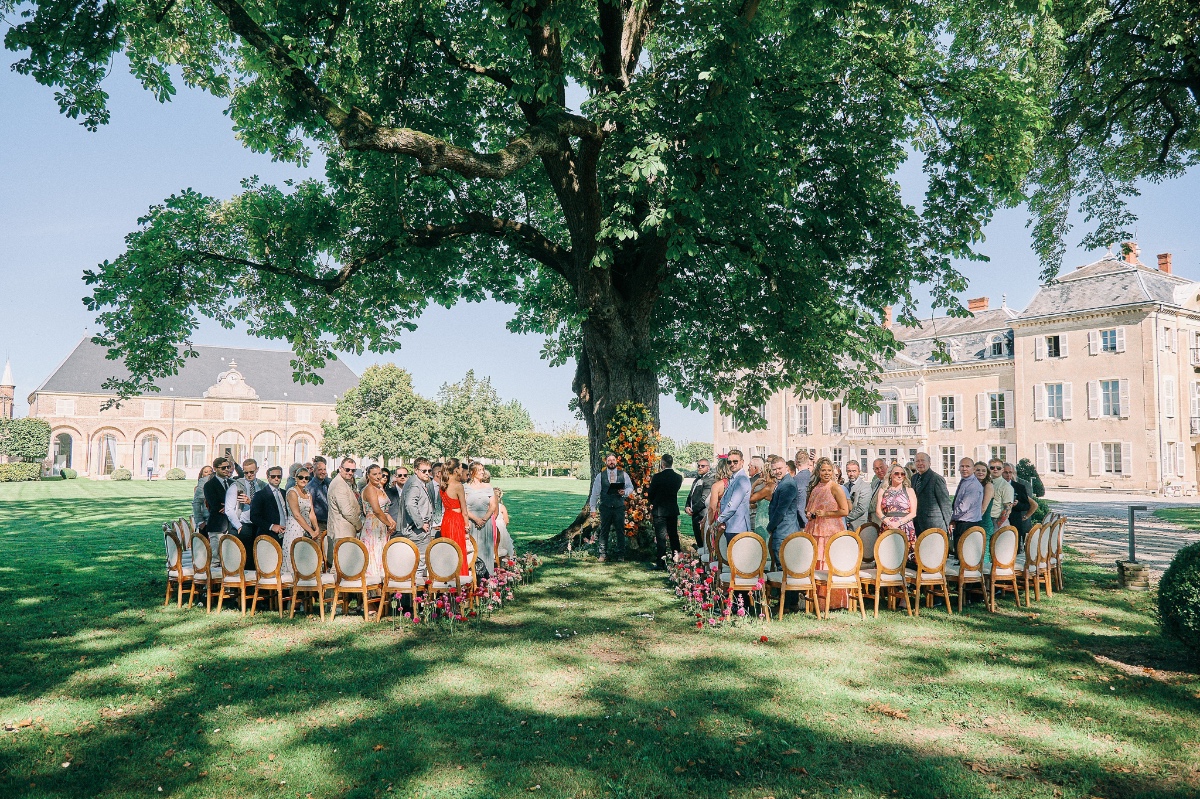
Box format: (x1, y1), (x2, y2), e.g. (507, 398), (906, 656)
(666, 550), (770, 631)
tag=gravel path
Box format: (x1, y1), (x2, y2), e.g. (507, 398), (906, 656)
(1051, 499), (1200, 576)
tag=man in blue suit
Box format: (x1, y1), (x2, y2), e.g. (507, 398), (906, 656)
(765, 456), (800, 566)
(717, 449), (751, 541)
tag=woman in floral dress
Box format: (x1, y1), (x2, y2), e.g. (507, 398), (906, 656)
(806, 457), (850, 610)
(360, 464), (394, 584)
(875, 464), (918, 549)
(282, 467), (319, 574)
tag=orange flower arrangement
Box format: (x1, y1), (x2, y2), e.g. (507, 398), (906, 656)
(605, 402), (658, 543)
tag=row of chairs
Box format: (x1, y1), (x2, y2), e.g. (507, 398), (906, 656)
(700, 516), (1067, 620)
(164, 530), (478, 621)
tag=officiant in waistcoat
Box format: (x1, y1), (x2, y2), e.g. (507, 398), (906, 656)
(588, 452), (634, 563)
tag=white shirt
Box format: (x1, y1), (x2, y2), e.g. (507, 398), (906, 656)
(225, 479), (256, 530)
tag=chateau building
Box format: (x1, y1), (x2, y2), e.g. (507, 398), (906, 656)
(28, 339), (358, 478)
(714, 247), (1200, 495)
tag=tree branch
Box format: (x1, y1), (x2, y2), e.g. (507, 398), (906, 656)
(424, 31), (515, 89)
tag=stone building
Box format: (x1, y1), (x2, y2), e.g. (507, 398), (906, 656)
(714, 246), (1200, 495)
(28, 338), (358, 478)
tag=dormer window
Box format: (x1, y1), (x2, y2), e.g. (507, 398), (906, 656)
(988, 334), (1005, 357)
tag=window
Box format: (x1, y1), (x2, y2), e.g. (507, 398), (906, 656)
(1045, 383), (1064, 419)
(879, 400), (899, 426)
(940, 446), (957, 478)
(989, 392), (1006, 428)
(55, 398), (75, 416)
(907, 448), (918, 463)
(174, 430), (207, 469)
(757, 403), (769, 430)
(1047, 443), (1065, 474)
(796, 405), (809, 435)
(940, 396), (956, 430)
(877, 448), (898, 463)
(1101, 328), (1118, 352)
(905, 402), (919, 426)
(251, 432), (282, 469)
(831, 448), (843, 466)
(1046, 335), (1061, 358)
(829, 402), (843, 434)
(858, 449), (869, 472)
(990, 336), (1004, 357)
(721, 415), (731, 433)
(183, 403), (203, 419)
(1101, 380), (1121, 417)
(1103, 442), (1123, 474)
(857, 410), (871, 427)
(215, 430), (247, 464)
(223, 403), (241, 421)
(990, 445), (1008, 463)
(53, 433), (73, 471)
(295, 406), (312, 424)
(143, 401), (161, 420)
(1164, 377), (1177, 418)
(293, 437), (312, 464)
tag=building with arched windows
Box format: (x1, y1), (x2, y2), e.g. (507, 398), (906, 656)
(27, 338), (357, 477)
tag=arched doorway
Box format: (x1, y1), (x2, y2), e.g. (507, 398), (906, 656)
(252, 432), (282, 470)
(291, 435), (312, 465)
(96, 433), (119, 476)
(215, 430), (247, 466)
(139, 435), (160, 477)
(53, 432), (72, 474)
(174, 430), (207, 474)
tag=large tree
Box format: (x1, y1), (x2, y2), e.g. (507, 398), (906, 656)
(433, 369), (533, 457)
(5, 0), (1049, 470)
(320, 363), (438, 461)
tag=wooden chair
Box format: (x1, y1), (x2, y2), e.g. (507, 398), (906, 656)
(856, 523), (880, 565)
(216, 534), (257, 615)
(715, 530), (735, 571)
(289, 537), (332, 620)
(1016, 524), (1047, 604)
(163, 529), (193, 608)
(988, 526), (1020, 611)
(187, 532), (222, 613)
(906, 528), (952, 616)
(462, 534), (480, 610)
(1037, 518), (1054, 598)
(766, 531), (818, 619)
(173, 519), (191, 553)
(380, 537), (420, 621)
(720, 532), (769, 618)
(814, 530), (867, 620)
(332, 537), (382, 621)
(426, 537), (466, 614)
(859, 529), (912, 617)
(945, 526), (986, 613)
(250, 536), (293, 617)
(1049, 517), (1066, 591)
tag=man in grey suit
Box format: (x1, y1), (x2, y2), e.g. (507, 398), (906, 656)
(911, 451), (952, 535)
(400, 458), (435, 576)
(428, 462), (445, 539)
(765, 456), (799, 565)
(867, 458), (887, 526)
(843, 459), (872, 531)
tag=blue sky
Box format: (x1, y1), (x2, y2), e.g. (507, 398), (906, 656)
(2, 51), (1198, 441)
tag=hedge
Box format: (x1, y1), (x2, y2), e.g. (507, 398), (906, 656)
(0, 462), (42, 482)
(110, 468), (133, 481)
(1158, 542), (1200, 655)
(61, 468), (78, 479)
(165, 468), (187, 480)
(0, 418), (51, 461)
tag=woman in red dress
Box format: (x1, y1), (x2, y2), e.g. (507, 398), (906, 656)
(438, 457), (472, 576)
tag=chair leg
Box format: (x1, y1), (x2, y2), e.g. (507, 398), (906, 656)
(186, 578), (197, 609)
(249, 585), (260, 617)
(957, 578), (964, 613)
(856, 582), (866, 620)
(204, 579), (213, 614)
(874, 582), (881, 618)
(913, 581), (921, 617)
(164, 577), (172, 607)
(900, 583), (913, 617)
(361, 587), (370, 621)
(177, 578), (185, 608)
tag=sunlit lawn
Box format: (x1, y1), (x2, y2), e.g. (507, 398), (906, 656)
(2, 478), (1198, 799)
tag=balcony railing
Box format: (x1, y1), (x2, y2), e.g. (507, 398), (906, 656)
(1191, 417), (1200, 436)
(845, 424), (924, 440)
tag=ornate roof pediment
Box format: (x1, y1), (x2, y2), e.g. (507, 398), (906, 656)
(202, 360), (259, 399)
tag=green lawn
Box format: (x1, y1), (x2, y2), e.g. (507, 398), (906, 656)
(2, 479), (1198, 799)
(1154, 506), (1200, 531)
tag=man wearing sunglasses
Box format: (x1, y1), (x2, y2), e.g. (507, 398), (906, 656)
(399, 459), (436, 577)
(249, 466), (289, 543)
(327, 457), (365, 549)
(987, 458), (1014, 529)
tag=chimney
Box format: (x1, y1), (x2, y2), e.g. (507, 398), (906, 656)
(882, 306), (893, 329)
(967, 297), (989, 313)
(1158, 252), (1173, 274)
(1122, 241), (1139, 264)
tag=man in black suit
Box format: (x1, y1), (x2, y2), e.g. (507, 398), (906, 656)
(203, 457), (235, 537)
(648, 454), (684, 569)
(683, 458), (713, 548)
(911, 452), (952, 535)
(249, 466), (289, 546)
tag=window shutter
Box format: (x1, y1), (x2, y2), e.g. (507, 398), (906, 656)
(1036, 442), (1048, 473)
(1178, 443), (1188, 479)
(1034, 336), (1045, 360)
(1033, 384), (1045, 421)
(1162, 443), (1172, 477)
(1090, 442), (1102, 475)
(1121, 442), (1132, 476)
(1087, 381), (1100, 419)
(1172, 328), (1179, 353)
(1060, 333), (1069, 357)
(788, 405), (797, 435)
(820, 402), (830, 434)
(1003, 390), (1014, 428)
(1119, 379), (1131, 418)
(1164, 377), (1177, 418)
(1064, 443), (1076, 475)
(1192, 381), (1200, 419)
(1116, 327), (1127, 353)
(953, 395), (964, 430)
(1062, 382), (1074, 420)
(975, 445), (989, 463)
(977, 393), (989, 430)
(928, 396), (940, 432)
(1088, 330), (1099, 355)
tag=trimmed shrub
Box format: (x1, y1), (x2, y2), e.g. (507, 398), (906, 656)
(110, 468), (133, 481)
(165, 468), (187, 480)
(61, 468), (78, 479)
(1158, 542), (1200, 654)
(0, 418), (52, 461)
(0, 462), (42, 482)
(1030, 498), (1050, 525)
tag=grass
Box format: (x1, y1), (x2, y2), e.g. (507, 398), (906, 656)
(1154, 507), (1200, 532)
(1, 478), (1199, 799)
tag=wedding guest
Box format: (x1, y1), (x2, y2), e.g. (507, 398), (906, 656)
(747, 455), (765, 518)
(400, 459), (436, 577)
(683, 458), (714, 548)
(751, 457), (776, 543)
(867, 458), (887, 526)
(793, 449), (812, 528)
(249, 466), (288, 562)
(438, 457), (472, 576)
(648, 453), (683, 569)
(911, 452), (952, 535)
(360, 464), (393, 585)
(843, 460), (871, 531)
(950, 457), (984, 548)
(786, 460), (796, 476)
(192, 465), (214, 530)
(203, 457), (235, 546)
(765, 455), (799, 565)
(806, 457), (850, 610)
(705, 458), (733, 541)
(327, 457), (364, 550)
(285, 462), (302, 491)
(494, 488), (515, 560)
(145, 455), (156, 481)
(976, 461), (997, 569)
(1004, 462), (1035, 546)
(226, 459), (265, 567)
(833, 463), (844, 487)
(465, 461), (499, 575)
(429, 462), (445, 540)
(588, 452), (635, 562)
(282, 466), (319, 574)
(310, 456), (331, 555)
(716, 449), (751, 541)
(385, 468), (405, 523)
(988, 458), (1014, 529)
(876, 463), (918, 548)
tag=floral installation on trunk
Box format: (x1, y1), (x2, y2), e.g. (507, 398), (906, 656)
(666, 551), (769, 629)
(605, 401), (657, 549)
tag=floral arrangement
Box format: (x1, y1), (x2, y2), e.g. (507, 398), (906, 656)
(390, 553), (539, 631)
(605, 401), (658, 543)
(666, 550), (769, 629)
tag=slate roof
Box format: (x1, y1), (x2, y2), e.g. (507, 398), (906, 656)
(1019, 255), (1193, 319)
(34, 338), (358, 404)
(886, 306), (1017, 367)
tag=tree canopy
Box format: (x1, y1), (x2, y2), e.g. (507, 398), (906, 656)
(320, 363), (438, 461)
(432, 370), (534, 458)
(5, 0), (1054, 468)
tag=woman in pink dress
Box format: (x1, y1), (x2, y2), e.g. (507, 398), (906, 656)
(875, 464), (918, 549)
(805, 457), (851, 610)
